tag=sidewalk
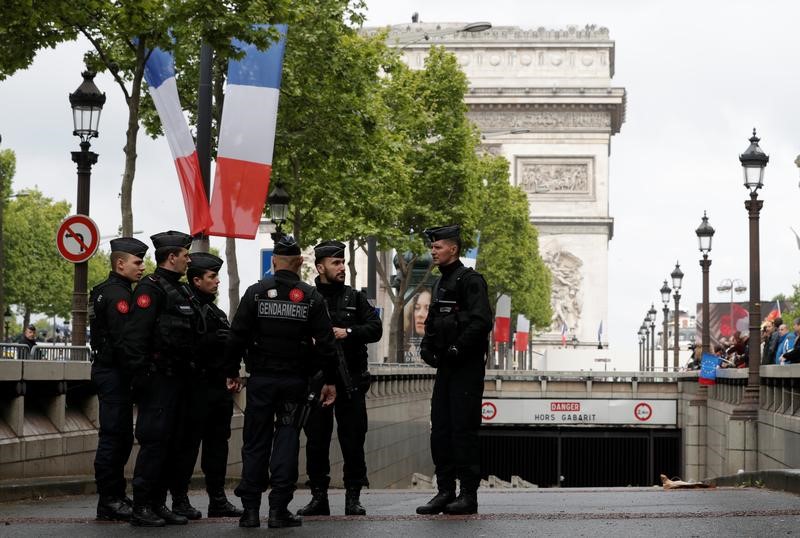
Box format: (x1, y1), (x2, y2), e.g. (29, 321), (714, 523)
(1, 487), (799, 536)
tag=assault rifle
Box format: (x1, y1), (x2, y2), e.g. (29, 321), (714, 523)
(335, 343), (359, 400)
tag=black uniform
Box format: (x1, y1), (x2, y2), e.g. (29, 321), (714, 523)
(90, 271), (136, 502)
(303, 278), (382, 490)
(124, 256), (198, 523)
(225, 266), (337, 519)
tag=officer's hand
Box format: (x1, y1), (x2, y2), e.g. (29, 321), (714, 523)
(320, 384), (337, 407)
(332, 327), (348, 340)
(226, 377), (243, 393)
(447, 345), (459, 359)
(420, 347), (439, 368)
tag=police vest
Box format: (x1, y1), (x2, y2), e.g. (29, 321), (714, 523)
(426, 266), (473, 351)
(247, 275), (316, 374)
(88, 279), (116, 365)
(150, 276), (197, 363)
(325, 286), (368, 367)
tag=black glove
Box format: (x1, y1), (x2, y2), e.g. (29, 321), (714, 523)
(420, 346), (439, 368)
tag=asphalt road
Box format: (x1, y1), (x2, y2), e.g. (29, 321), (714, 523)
(1, 487), (799, 536)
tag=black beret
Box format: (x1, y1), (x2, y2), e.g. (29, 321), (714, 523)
(189, 252), (223, 272)
(423, 224), (461, 243)
(314, 240), (345, 262)
(150, 230), (193, 250)
(109, 237), (148, 258)
(273, 235), (301, 256)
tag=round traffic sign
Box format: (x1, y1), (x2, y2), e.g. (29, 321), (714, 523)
(481, 401), (497, 421)
(56, 214), (100, 263)
(634, 402), (653, 422)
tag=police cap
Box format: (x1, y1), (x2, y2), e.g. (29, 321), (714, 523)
(150, 230), (193, 250)
(423, 224), (461, 243)
(109, 237), (148, 258)
(273, 235), (301, 256)
(189, 252), (223, 272)
(314, 240), (345, 263)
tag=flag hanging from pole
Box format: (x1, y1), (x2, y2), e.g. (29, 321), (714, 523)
(514, 315), (530, 352)
(143, 47), (212, 235)
(597, 320), (603, 343)
(561, 322), (567, 346)
(208, 24), (288, 238)
(494, 295), (511, 344)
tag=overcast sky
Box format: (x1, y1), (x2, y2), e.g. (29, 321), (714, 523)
(1, 1), (799, 369)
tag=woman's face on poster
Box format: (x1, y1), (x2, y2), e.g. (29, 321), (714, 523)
(414, 291), (431, 335)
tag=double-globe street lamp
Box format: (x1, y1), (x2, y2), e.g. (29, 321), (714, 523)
(670, 263), (684, 370)
(696, 212), (715, 356)
(735, 129), (769, 418)
(69, 72), (105, 347)
(639, 323), (648, 371)
(660, 280), (671, 370)
(647, 304), (657, 371)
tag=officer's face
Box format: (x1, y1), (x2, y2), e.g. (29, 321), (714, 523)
(317, 257), (346, 284)
(170, 248), (191, 275)
(119, 254), (145, 282)
(430, 240), (458, 267)
(194, 270), (220, 295)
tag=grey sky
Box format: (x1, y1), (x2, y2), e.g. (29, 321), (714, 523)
(1, 1), (799, 369)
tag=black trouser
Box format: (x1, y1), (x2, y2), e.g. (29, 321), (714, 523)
(92, 363), (134, 498)
(131, 371), (186, 506)
(169, 373), (234, 497)
(303, 389), (368, 489)
(430, 357), (485, 492)
(234, 374), (306, 510)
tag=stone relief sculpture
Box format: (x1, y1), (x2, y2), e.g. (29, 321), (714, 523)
(467, 110), (611, 131)
(542, 249), (583, 332)
(519, 163), (588, 193)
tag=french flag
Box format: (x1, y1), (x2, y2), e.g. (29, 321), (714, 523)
(209, 24), (287, 239)
(561, 322), (568, 346)
(143, 47), (212, 235)
(494, 294), (511, 344)
(514, 315), (530, 352)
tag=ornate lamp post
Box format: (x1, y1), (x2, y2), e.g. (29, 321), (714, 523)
(660, 280), (671, 370)
(648, 304), (657, 371)
(266, 182), (290, 242)
(670, 263), (684, 369)
(69, 71), (105, 347)
(639, 324), (648, 371)
(696, 212), (715, 357)
(735, 129), (769, 418)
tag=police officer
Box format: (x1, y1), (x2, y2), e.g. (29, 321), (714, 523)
(122, 230), (197, 527)
(415, 225), (492, 516)
(225, 235), (338, 528)
(165, 252), (243, 520)
(90, 237), (148, 521)
(297, 241), (382, 517)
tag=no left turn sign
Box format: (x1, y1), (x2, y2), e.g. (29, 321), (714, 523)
(56, 214), (100, 263)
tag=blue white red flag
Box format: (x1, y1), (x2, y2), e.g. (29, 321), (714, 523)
(561, 322), (567, 346)
(597, 320), (603, 343)
(208, 24), (287, 238)
(143, 47), (212, 235)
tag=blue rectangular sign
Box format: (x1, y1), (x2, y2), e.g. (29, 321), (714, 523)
(260, 248), (273, 278)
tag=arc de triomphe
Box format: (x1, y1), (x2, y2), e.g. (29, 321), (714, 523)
(370, 23), (626, 366)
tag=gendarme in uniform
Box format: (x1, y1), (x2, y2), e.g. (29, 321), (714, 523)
(416, 224), (492, 516)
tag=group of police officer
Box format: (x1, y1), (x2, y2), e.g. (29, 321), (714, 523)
(89, 223), (491, 528)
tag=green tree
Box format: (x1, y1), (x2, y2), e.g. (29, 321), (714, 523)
(0, 148), (16, 329)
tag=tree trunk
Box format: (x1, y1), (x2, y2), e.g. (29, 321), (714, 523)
(226, 238), (240, 318)
(23, 308), (30, 330)
(348, 239), (357, 288)
(120, 43), (147, 237)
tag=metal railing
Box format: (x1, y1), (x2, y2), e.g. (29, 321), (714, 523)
(0, 343), (31, 360)
(29, 344), (91, 362)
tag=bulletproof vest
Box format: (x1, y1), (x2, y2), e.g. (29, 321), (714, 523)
(151, 276), (197, 362)
(88, 279), (114, 364)
(426, 266), (472, 351)
(326, 286), (368, 367)
(247, 275), (315, 373)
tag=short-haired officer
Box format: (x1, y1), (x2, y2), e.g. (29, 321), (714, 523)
(297, 241), (382, 517)
(123, 230), (197, 527)
(90, 237), (148, 521)
(415, 225), (492, 516)
(225, 236), (338, 528)
(164, 252), (243, 520)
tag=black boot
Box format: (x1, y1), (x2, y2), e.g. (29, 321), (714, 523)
(443, 491), (478, 515)
(345, 486), (366, 516)
(268, 507), (302, 528)
(239, 507), (261, 528)
(153, 504), (189, 525)
(171, 494), (202, 520)
(415, 490), (456, 515)
(130, 504), (166, 527)
(296, 487), (329, 516)
(207, 489), (244, 518)
(97, 495), (133, 521)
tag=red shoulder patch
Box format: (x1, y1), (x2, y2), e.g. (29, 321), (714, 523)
(116, 299), (130, 314)
(289, 288), (305, 303)
(136, 294), (152, 308)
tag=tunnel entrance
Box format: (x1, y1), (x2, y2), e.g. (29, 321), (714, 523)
(479, 427), (681, 487)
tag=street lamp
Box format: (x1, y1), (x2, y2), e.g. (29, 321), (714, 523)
(670, 262), (684, 369)
(696, 212), (715, 358)
(394, 18), (493, 48)
(648, 304), (657, 371)
(717, 278), (747, 339)
(266, 182), (290, 242)
(736, 129), (769, 419)
(639, 324), (648, 371)
(3, 306), (11, 342)
(661, 280), (671, 370)
(69, 71), (105, 347)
